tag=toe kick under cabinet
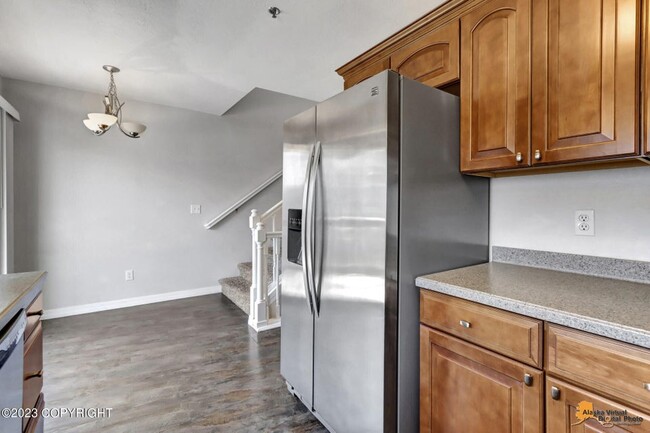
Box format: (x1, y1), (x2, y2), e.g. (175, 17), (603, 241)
(419, 290), (650, 433)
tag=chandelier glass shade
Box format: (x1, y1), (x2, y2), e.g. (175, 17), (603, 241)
(83, 65), (147, 138)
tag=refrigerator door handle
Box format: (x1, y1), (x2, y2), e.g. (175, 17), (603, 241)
(301, 144), (316, 314)
(307, 141), (322, 315)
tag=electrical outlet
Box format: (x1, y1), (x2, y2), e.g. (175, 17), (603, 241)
(190, 204), (201, 214)
(575, 210), (595, 236)
(125, 269), (134, 281)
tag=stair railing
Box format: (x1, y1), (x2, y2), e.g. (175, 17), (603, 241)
(204, 171), (282, 230)
(248, 201), (283, 332)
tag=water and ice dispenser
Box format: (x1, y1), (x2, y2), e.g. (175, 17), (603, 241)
(287, 209), (302, 265)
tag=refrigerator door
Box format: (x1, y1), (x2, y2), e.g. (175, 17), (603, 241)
(281, 107), (316, 408)
(312, 71), (399, 432)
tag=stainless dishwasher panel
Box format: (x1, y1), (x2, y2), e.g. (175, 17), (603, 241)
(0, 310), (27, 433)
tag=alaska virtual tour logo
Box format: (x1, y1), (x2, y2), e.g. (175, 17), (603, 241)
(574, 401), (644, 427)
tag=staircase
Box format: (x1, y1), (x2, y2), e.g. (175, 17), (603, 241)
(219, 262), (253, 315)
(218, 202), (283, 332)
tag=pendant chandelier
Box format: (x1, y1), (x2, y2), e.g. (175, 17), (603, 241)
(83, 65), (147, 138)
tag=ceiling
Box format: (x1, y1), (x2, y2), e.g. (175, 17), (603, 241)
(0, 0), (446, 115)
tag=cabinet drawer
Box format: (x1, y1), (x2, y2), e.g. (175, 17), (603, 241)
(391, 20), (459, 88)
(23, 322), (43, 431)
(24, 393), (44, 433)
(420, 290), (543, 367)
(546, 377), (650, 433)
(546, 324), (650, 413)
(24, 322), (43, 381)
(23, 375), (42, 430)
(25, 293), (43, 342)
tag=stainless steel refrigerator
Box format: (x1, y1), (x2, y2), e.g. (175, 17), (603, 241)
(281, 70), (489, 433)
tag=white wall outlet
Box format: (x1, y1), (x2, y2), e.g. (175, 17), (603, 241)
(190, 204), (201, 214)
(125, 269), (134, 281)
(575, 210), (595, 236)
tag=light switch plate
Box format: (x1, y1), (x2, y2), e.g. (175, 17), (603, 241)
(190, 204), (201, 214)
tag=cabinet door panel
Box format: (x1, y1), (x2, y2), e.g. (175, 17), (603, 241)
(645, 0), (650, 155)
(532, 0), (639, 164)
(547, 378), (650, 433)
(460, 0), (531, 172)
(391, 20), (459, 88)
(420, 325), (543, 433)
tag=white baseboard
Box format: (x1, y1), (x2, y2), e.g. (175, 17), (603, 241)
(42, 285), (222, 320)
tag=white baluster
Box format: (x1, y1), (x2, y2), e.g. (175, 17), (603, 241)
(273, 236), (280, 316)
(254, 222), (268, 327)
(249, 209), (260, 323)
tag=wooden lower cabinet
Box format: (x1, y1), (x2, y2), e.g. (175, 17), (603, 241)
(547, 377), (650, 433)
(420, 325), (544, 433)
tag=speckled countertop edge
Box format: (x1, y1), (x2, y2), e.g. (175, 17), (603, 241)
(416, 275), (650, 349)
(0, 271), (47, 323)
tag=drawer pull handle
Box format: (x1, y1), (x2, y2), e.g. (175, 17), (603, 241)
(27, 310), (44, 317)
(534, 149), (542, 161)
(459, 320), (471, 328)
(523, 374), (533, 386)
(644, 383), (650, 392)
(515, 152), (523, 163)
(551, 386), (561, 400)
(25, 371), (43, 380)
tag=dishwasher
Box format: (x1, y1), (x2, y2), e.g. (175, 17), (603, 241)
(0, 309), (27, 432)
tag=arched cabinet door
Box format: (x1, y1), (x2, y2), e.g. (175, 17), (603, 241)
(532, 0), (639, 165)
(391, 20), (459, 88)
(460, 0), (531, 173)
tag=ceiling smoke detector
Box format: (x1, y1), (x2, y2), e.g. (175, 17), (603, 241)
(268, 7), (280, 18)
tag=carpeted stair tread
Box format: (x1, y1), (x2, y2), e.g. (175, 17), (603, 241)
(219, 276), (250, 315)
(237, 262), (253, 284)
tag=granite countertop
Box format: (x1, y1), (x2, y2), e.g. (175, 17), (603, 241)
(0, 271), (47, 322)
(416, 262), (650, 349)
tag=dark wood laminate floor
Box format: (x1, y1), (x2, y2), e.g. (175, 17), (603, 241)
(43, 294), (327, 433)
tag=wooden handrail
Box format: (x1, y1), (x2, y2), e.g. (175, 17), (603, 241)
(204, 171), (282, 229)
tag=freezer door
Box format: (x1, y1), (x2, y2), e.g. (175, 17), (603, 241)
(281, 107), (316, 408)
(313, 71), (398, 432)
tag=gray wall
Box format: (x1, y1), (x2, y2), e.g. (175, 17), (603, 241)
(3, 78), (313, 311)
(490, 166), (650, 261)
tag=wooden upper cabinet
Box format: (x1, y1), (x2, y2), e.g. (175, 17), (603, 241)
(460, 0), (531, 172)
(343, 57), (390, 90)
(391, 20), (460, 88)
(531, 0), (640, 165)
(421, 325), (543, 433)
(645, 0), (650, 156)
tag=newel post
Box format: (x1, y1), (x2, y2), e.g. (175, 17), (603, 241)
(249, 210), (260, 323)
(254, 222), (269, 327)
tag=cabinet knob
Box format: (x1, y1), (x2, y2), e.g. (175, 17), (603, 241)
(534, 150), (542, 161)
(551, 386), (561, 400)
(644, 383), (650, 392)
(524, 374), (533, 386)
(459, 320), (471, 329)
(515, 152), (523, 163)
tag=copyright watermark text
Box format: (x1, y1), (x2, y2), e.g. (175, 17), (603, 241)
(2, 407), (113, 419)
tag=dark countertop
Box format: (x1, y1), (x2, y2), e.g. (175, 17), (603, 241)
(416, 262), (650, 349)
(0, 271), (47, 325)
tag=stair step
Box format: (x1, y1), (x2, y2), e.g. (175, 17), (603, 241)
(219, 276), (250, 315)
(237, 262), (252, 284)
